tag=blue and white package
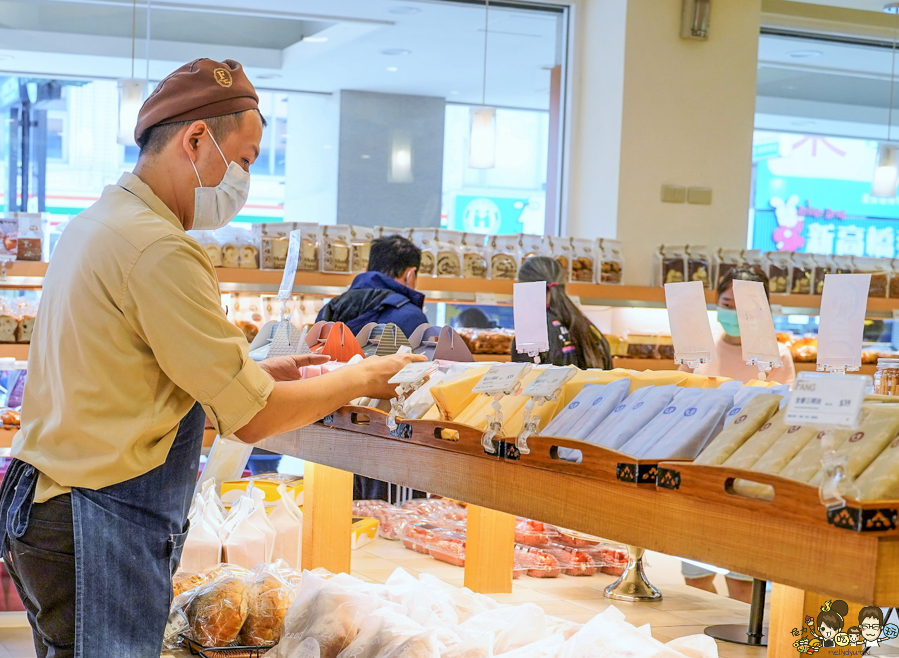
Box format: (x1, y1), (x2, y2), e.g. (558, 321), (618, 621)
(583, 385), (679, 450)
(540, 379), (631, 439)
(623, 388), (735, 459)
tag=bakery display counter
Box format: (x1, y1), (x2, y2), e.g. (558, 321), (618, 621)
(611, 357), (878, 376)
(257, 412), (899, 658)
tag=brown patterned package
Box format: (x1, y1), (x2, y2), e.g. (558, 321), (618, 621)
(490, 235), (520, 280)
(410, 228), (437, 276)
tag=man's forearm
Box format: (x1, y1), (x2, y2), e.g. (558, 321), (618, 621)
(234, 366), (368, 443)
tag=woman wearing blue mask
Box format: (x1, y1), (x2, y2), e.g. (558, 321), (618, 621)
(681, 266), (794, 602)
(690, 266), (795, 387)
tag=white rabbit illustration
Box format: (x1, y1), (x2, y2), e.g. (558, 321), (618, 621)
(770, 195), (802, 228)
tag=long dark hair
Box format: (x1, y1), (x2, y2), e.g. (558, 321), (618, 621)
(519, 256), (612, 369)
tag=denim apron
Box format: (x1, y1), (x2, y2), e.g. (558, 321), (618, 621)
(0, 402), (206, 658)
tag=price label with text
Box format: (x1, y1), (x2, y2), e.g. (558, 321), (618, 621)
(475, 293), (499, 306)
(473, 363), (532, 395)
(388, 361), (438, 385)
(785, 371), (867, 428)
(521, 367), (576, 399)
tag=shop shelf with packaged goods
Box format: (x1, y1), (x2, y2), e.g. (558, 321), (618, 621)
(611, 357), (877, 376)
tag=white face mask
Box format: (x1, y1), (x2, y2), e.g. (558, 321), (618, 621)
(189, 129), (250, 230)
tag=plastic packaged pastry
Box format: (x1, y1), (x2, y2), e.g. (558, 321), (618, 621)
(514, 518), (559, 547)
(694, 393), (783, 466)
(429, 366), (491, 421)
(724, 408), (794, 470)
(519, 234), (550, 266)
(323, 225), (353, 273)
(238, 565), (295, 646)
(461, 233), (489, 279)
(598, 238), (624, 284)
(410, 228), (437, 276)
(490, 235), (520, 280)
(187, 576), (250, 647)
(790, 252), (814, 294)
(715, 248), (744, 289)
(553, 527), (602, 549)
(350, 226), (376, 273)
(812, 254), (835, 295)
(854, 257), (891, 298)
(584, 384), (680, 450)
(16, 312), (34, 343)
(456, 328), (514, 355)
(427, 528), (467, 567)
(514, 546), (561, 578)
(765, 251), (792, 294)
(541, 543), (597, 576)
(541, 379), (631, 441)
(656, 245), (687, 286)
(569, 238), (596, 283)
(779, 428), (854, 484)
(855, 433), (899, 500)
(687, 245), (711, 288)
(550, 236), (573, 276)
(435, 230), (464, 277)
(15, 214), (42, 261)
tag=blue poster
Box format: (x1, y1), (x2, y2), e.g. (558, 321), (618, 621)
(451, 195), (528, 234)
(752, 132), (899, 258)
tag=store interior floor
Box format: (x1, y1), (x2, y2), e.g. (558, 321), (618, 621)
(0, 540), (765, 658)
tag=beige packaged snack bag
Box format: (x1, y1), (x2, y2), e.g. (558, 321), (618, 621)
(323, 225), (352, 273)
(765, 251), (791, 294)
(808, 403), (899, 486)
(687, 245), (711, 289)
(410, 228), (437, 276)
(550, 236), (573, 277)
(569, 237), (596, 282)
(724, 407), (792, 469)
(490, 235), (520, 280)
(519, 234), (549, 265)
(695, 394), (783, 466)
(744, 425), (818, 475)
(350, 226), (375, 272)
(779, 428), (854, 483)
(599, 239), (624, 284)
(855, 433), (899, 500)
(435, 230), (464, 277)
(461, 233), (489, 279)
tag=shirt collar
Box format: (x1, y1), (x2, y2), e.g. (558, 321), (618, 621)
(116, 172), (184, 231)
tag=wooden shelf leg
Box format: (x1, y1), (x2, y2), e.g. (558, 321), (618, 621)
(769, 583), (876, 658)
(464, 505), (515, 594)
(301, 461), (353, 574)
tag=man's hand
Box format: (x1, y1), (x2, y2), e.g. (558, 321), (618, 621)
(259, 354), (329, 382)
(352, 353), (428, 400)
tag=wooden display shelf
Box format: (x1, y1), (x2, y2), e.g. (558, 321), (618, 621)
(472, 354), (511, 362)
(0, 344), (28, 360)
(259, 420), (899, 607)
(0, 428), (16, 447)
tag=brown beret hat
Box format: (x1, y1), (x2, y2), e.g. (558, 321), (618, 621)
(134, 58), (258, 143)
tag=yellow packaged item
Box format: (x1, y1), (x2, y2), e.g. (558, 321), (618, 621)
(221, 474), (304, 508)
(809, 404), (899, 486)
(855, 434), (899, 500)
(629, 370), (690, 390)
(724, 408), (791, 469)
(453, 369), (542, 431)
(430, 365), (490, 421)
(504, 395), (564, 437)
(421, 405), (441, 421)
(695, 394), (783, 466)
(351, 516), (379, 550)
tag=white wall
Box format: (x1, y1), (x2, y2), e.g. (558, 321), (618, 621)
(283, 93), (339, 225)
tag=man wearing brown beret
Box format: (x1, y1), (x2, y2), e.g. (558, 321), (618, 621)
(0, 58), (421, 657)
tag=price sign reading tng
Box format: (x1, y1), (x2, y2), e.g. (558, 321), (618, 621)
(388, 361), (438, 385)
(521, 367), (576, 399)
(784, 372), (868, 428)
(472, 363), (532, 395)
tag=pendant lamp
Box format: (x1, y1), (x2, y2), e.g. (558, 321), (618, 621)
(469, 0), (496, 169)
(872, 3), (899, 197)
(117, 0), (149, 146)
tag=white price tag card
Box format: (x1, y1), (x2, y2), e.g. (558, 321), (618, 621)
(785, 371), (867, 428)
(732, 280), (782, 368)
(277, 229), (303, 301)
(521, 367), (577, 399)
(472, 363), (532, 395)
(664, 281), (716, 365)
(513, 282), (549, 355)
(388, 361), (437, 384)
(818, 273), (870, 371)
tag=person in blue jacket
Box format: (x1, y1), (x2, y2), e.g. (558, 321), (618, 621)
(317, 233), (428, 501)
(317, 234), (427, 339)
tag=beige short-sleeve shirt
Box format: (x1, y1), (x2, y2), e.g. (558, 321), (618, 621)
(13, 172), (273, 502)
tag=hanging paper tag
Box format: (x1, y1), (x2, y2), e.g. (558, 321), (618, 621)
(521, 367), (576, 399)
(473, 363), (531, 395)
(513, 281), (549, 356)
(664, 281), (716, 366)
(732, 280), (782, 369)
(277, 229), (303, 302)
(389, 361), (438, 385)
(785, 371), (867, 428)
(817, 273), (870, 372)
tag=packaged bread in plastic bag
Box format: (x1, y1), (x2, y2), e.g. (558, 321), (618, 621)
(273, 572), (382, 658)
(411, 228), (437, 276)
(430, 366), (491, 421)
(237, 563), (296, 646)
(731, 424), (818, 497)
(459, 603), (550, 655)
(694, 393), (783, 465)
(584, 385), (680, 451)
(808, 403), (899, 486)
(779, 428), (853, 484)
(541, 379), (631, 441)
(336, 606), (430, 658)
(724, 407), (792, 469)
(186, 573), (251, 647)
(855, 430), (899, 500)
(269, 483), (303, 568)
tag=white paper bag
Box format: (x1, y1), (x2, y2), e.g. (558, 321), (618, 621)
(220, 496), (267, 569)
(269, 483), (303, 568)
(179, 513), (222, 573)
(247, 486), (277, 562)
